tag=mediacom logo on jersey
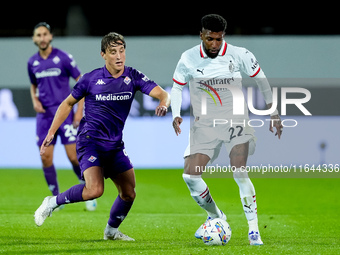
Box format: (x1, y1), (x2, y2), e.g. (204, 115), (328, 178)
(95, 92), (132, 101)
(35, 68), (61, 78)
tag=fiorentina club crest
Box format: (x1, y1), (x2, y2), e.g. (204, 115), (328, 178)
(88, 155), (97, 162)
(124, 76), (131, 85)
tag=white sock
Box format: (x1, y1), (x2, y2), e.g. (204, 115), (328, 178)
(248, 218), (259, 233)
(233, 168), (255, 199)
(105, 224), (118, 233)
(233, 168), (258, 225)
(182, 173), (222, 219)
(48, 196), (58, 209)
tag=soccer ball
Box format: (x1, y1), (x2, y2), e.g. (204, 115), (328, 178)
(202, 218), (232, 246)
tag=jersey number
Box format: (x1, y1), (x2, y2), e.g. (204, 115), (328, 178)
(64, 124), (77, 142)
(228, 126), (243, 141)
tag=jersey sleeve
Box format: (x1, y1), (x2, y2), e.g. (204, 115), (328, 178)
(62, 52), (81, 80)
(132, 69), (158, 95)
(239, 49), (261, 77)
(172, 56), (189, 85)
(71, 74), (88, 100)
(27, 61), (37, 85)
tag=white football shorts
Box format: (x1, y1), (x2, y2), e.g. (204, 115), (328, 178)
(184, 120), (256, 162)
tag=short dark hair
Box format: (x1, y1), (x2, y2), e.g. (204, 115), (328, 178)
(33, 22), (51, 34)
(201, 14), (227, 32)
(101, 32), (126, 53)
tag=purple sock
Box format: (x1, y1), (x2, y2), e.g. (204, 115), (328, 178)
(107, 196), (133, 228)
(56, 184), (85, 205)
(72, 164), (82, 180)
(43, 165), (59, 196)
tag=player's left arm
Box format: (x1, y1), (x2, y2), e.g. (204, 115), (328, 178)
(241, 49), (283, 139)
(149, 86), (170, 117)
(252, 70), (283, 139)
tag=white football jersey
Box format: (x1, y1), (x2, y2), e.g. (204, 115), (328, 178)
(173, 40), (261, 126)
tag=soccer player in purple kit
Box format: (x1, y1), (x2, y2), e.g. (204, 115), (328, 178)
(34, 32), (170, 241)
(27, 22), (97, 211)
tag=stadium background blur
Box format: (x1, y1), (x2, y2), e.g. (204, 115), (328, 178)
(1, 4), (340, 170)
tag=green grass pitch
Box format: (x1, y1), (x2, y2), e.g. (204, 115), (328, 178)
(0, 169), (339, 254)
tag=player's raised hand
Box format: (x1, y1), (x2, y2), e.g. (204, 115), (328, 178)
(40, 134), (54, 155)
(172, 116), (183, 136)
(269, 115), (283, 139)
(155, 105), (168, 117)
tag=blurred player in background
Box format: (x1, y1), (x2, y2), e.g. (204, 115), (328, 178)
(34, 32), (170, 241)
(171, 14), (283, 245)
(27, 22), (96, 211)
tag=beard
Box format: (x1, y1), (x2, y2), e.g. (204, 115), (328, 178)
(35, 39), (52, 51)
(203, 46), (219, 59)
(205, 51), (219, 59)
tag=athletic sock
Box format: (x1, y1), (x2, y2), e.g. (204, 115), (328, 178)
(182, 173), (222, 219)
(105, 224), (118, 234)
(248, 218), (259, 233)
(233, 168), (259, 228)
(43, 165), (59, 196)
(48, 196), (58, 209)
(107, 196), (133, 228)
(56, 184), (85, 205)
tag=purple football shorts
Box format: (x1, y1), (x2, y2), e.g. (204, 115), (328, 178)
(36, 111), (76, 147)
(76, 135), (133, 179)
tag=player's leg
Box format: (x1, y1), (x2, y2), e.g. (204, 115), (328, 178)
(183, 153), (224, 219)
(40, 143), (60, 196)
(37, 114), (60, 196)
(104, 168), (135, 241)
(34, 166), (104, 226)
(59, 116), (82, 181)
(64, 143), (82, 180)
(229, 142), (262, 245)
(183, 153), (226, 239)
(64, 143), (97, 211)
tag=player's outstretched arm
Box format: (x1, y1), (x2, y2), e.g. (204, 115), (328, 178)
(40, 94), (79, 155)
(149, 86), (170, 117)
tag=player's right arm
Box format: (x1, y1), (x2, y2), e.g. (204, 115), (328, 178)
(171, 82), (184, 136)
(171, 55), (188, 136)
(40, 94), (80, 155)
(30, 84), (45, 113)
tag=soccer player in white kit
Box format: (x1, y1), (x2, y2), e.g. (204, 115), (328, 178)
(171, 14), (283, 245)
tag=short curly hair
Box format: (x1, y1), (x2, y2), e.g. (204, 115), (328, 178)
(101, 32), (126, 53)
(201, 14), (227, 32)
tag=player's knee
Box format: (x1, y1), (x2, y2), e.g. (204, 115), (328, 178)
(87, 185), (104, 199)
(120, 189), (136, 202)
(92, 187), (104, 199)
(41, 154), (53, 167)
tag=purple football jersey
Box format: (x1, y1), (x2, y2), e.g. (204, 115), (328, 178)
(27, 48), (81, 114)
(72, 65), (157, 149)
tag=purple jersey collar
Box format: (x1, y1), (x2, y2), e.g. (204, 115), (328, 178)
(103, 65), (129, 78)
